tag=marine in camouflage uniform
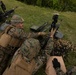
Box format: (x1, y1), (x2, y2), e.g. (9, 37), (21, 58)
(33, 41), (53, 73)
(7, 30), (53, 75)
(34, 31), (75, 75)
(26, 32), (54, 74)
(9, 37), (41, 75)
(32, 37), (54, 74)
(0, 14), (26, 75)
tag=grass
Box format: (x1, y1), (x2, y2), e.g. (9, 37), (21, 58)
(2, 0), (76, 75)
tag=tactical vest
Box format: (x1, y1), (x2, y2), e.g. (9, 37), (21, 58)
(0, 26), (23, 48)
(3, 38), (41, 75)
(3, 54), (37, 75)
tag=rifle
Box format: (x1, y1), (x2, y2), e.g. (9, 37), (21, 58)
(3, 6), (18, 18)
(30, 14), (63, 49)
(30, 14), (59, 33)
(0, 1), (18, 22)
(0, 6), (18, 22)
(42, 14), (64, 50)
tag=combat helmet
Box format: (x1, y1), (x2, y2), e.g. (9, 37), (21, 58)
(11, 14), (24, 25)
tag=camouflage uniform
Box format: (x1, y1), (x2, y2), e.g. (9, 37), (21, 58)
(0, 14), (25, 75)
(9, 38), (41, 75)
(19, 38), (41, 62)
(10, 34), (54, 75)
(56, 66), (76, 75)
(32, 38), (54, 74)
(28, 35), (54, 74)
(67, 66), (76, 75)
(71, 66), (76, 75)
(52, 39), (73, 59)
(56, 68), (66, 75)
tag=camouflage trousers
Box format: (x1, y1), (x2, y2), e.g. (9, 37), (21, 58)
(0, 45), (18, 75)
(32, 55), (46, 75)
(56, 68), (66, 75)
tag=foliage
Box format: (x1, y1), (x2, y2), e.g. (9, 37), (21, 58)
(17, 0), (76, 11)
(36, 0), (42, 6)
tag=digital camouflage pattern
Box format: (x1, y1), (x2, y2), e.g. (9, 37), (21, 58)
(9, 32), (75, 75)
(44, 38), (54, 55)
(32, 38), (54, 74)
(8, 26), (26, 40)
(71, 66), (76, 75)
(51, 39), (74, 58)
(56, 68), (66, 75)
(9, 37), (54, 75)
(33, 55), (45, 74)
(11, 14), (24, 24)
(20, 38), (41, 62)
(67, 66), (76, 75)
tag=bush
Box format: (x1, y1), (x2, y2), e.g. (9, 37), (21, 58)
(36, 0), (42, 6)
(17, 0), (76, 12)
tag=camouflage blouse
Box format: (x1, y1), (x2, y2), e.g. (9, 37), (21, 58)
(8, 27), (26, 39)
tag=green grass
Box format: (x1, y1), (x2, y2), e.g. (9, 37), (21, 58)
(2, 0), (76, 75)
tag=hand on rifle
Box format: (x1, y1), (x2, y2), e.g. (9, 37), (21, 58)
(50, 28), (56, 38)
(38, 32), (47, 36)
